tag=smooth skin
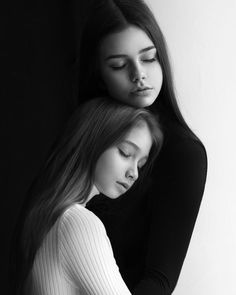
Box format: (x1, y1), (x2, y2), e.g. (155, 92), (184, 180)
(99, 25), (163, 107)
(93, 121), (152, 199)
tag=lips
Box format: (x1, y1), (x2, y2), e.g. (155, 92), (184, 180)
(117, 181), (130, 191)
(131, 87), (153, 96)
(132, 86), (152, 92)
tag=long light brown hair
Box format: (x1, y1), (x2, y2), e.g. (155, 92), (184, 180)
(15, 97), (162, 294)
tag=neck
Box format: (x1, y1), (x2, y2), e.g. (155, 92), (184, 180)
(82, 185), (99, 206)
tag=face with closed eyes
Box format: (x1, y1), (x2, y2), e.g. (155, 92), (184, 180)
(99, 25), (163, 107)
(94, 121), (153, 199)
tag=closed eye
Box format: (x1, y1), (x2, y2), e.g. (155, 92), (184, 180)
(142, 57), (157, 63)
(110, 64), (126, 70)
(118, 148), (131, 158)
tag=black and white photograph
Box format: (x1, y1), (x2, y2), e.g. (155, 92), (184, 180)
(2, 0), (235, 294)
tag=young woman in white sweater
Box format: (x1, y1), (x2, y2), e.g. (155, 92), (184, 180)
(16, 97), (162, 295)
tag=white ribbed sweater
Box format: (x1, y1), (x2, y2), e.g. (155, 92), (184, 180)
(28, 204), (131, 295)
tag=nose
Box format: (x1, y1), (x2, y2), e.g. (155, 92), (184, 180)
(125, 165), (138, 182)
(130, 62), (147, 83)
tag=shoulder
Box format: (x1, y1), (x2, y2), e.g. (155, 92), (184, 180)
(157, 137), (207, 177)
(153, 121), (208, 186)
(159, 117), (207, 167)
(167, 137), (207, 165)
(59, 204), (106, 240)
(148, 132), (208, 207)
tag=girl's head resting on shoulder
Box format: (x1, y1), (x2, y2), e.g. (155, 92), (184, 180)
(55, 96), (163, 202)
(78, 0), (175, 111)
(94, 110), (155, 198)
(28, 97), (163, 215)
(19, 96), (162, 291)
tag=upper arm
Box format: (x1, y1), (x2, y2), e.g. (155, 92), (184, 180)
(134, 140), (207, 294)
(59, 206), (131, 295)
(155, 139), (207, 212)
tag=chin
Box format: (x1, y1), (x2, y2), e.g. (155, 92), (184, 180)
(106, 192), (122, 199)
(140, 97), (157, 107)
(102, 189), (122, 199)
(108, 195), (121, 199)
(128, 96), (156, 108)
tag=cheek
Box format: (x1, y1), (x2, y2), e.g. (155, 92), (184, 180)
(95, 154), (110, 179)
(150, 64), (163, 89)
(103, 71), (129, 92)
(94, 152), (124, 196)
(102, 154), (121, 178)
(95, 151), (118, 182)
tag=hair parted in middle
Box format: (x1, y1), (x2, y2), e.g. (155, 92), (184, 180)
(78, 0), (173, 109)
(77, 0), (200, 142)
(21, 96), (163, 287)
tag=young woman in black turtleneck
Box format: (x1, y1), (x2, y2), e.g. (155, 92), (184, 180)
(77, 0), (208, 294)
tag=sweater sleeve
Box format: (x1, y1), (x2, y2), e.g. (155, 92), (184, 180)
(58, 205), (131, 295)
(132, 139), (207, 295)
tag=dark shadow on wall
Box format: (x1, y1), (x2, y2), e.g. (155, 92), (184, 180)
(2, 0), (94, 293)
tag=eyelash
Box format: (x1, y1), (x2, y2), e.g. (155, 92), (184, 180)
(118, 148), (147, 171)
(110, 57), (157, 70)
(111, 64), (126, 70)
(143, 57), (157, 63)
(119, 148), (131, 158)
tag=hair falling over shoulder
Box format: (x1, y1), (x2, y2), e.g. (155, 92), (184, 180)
(13, 96), (162, 294)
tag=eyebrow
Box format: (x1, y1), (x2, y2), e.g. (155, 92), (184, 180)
(105, 46), (156, 61)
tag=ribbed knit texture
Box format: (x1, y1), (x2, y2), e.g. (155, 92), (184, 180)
(29, 204), (131, 295)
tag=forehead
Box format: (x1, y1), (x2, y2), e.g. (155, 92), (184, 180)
(99, 25), (155, 56)
(122, 122), (153, 155)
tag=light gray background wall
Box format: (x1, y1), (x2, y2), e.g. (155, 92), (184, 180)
(145, 0), (236, 294)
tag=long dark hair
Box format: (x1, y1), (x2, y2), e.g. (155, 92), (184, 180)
(14, 97), (162, 294)
(77, 0), (200, 141)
